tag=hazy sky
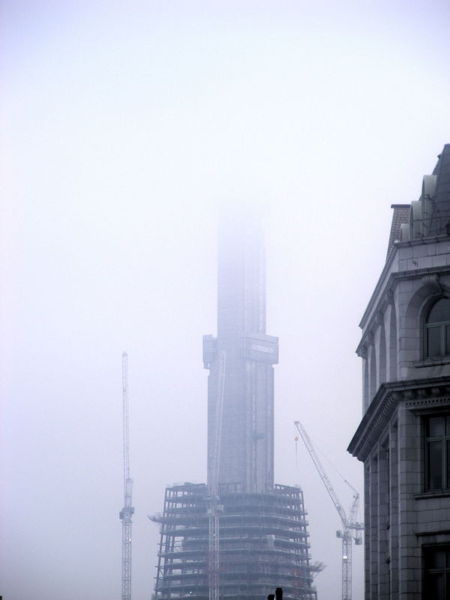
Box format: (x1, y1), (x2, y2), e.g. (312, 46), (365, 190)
(1, 2), (450, 599)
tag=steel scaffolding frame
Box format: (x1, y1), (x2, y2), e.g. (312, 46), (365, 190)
(152, 483), (317, 600)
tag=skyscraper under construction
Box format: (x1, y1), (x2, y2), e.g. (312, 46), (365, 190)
(152, 213), (317, 600)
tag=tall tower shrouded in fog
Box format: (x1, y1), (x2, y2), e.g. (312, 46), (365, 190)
(204, 215), (278, 493)
(153, 211), (317, 600)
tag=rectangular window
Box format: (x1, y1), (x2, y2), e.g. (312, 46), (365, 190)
(423, 546), (450, 599)
(446, 325), (450, 355)
(425, 415), (450, 491)
(427, 326), (442, 358)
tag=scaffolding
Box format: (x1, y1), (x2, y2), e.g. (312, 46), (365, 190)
(152, 482), (317, 600)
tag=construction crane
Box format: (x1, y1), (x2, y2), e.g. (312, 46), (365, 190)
(119, 352), (134, 600)
(294, 421), (363, 600)
(208, 351), (226, 600)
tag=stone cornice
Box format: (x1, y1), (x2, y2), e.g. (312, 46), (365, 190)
(347, 376), (450, 461)
(359, 236), (450, 332)
(356, 265), (450, 357)
(359, 245), (397, 330)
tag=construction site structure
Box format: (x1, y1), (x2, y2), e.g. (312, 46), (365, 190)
(120, 352), (134, 600)
(152, 212), (318, 600)
(294, 421), (363, 600)
(152, 482), (315, 600)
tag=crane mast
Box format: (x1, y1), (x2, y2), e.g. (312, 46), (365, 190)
(208, 351), (226, 600)
(120, 352), (134, 600)
(294, 421), (362, 600)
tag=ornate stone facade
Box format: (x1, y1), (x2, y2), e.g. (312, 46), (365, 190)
(349, 145), (450, 599)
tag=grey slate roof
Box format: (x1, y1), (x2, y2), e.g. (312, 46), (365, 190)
(386, 145), (450, 259)
(428, 143), (450, 236)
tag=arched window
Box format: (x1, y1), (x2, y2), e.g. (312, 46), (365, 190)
(425, 298), (450, 358)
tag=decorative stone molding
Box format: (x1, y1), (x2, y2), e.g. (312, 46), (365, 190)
(422, 273), (449, 297)
(406, 396), (450, 411)
(359, 265), (450, 341)
(348, 376), (450, 461)
(358, 344), (368, 359)
(375, 310), (384, 327)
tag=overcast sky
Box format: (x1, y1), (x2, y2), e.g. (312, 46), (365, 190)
(1, 2), (450, 599)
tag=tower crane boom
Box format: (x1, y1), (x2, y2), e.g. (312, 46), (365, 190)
(120, 352), (134, 600)
(294, 420), (362, 600)
(294, 420), (347, 525)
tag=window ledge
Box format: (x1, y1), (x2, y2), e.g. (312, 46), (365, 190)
(415, 491), (450, 500)
(414, 357), (450, 368)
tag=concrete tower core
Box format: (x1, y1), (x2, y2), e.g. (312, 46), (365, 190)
(204, 215), (278, 493)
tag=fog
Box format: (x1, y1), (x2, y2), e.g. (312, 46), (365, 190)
(1, 1), (450, 599)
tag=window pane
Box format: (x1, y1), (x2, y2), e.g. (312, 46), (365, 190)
(447, 441), (450, 489)
(427, 298), (450, 324)
(427, 326), (442, 358)
(429, 417), (445, 437)
(425, 549), (446, 569)
(425, 573), (445, 599)
(428, 441), (443, 489)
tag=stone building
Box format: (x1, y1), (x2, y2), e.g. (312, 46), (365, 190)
(348, 144), (450, 599)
